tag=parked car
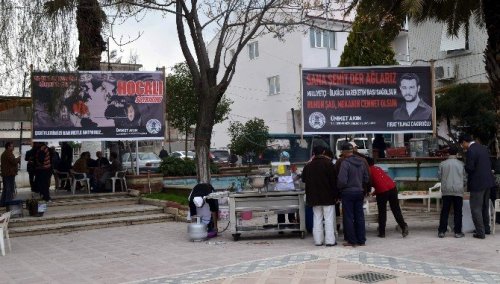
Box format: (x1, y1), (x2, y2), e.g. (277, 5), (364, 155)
(171, 150), (196, 160)
(210, 149), (230, 164)
(122, 152), (162, 173)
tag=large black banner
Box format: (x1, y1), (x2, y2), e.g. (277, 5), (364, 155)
(32, 71), (165, 141)
(302, 66), (433, 134)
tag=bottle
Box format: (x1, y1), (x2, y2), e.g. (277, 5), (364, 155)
(264, 214), (268, 223)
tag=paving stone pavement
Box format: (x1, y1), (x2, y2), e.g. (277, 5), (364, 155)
(0, 217), (499, 284)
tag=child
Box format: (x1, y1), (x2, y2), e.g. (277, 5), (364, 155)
(367, 157), (408, 238)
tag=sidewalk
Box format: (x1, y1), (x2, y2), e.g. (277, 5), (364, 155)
(0, 216), (499, 283)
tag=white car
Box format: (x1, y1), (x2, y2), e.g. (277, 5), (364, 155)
(335, 138), (370, 158)
(122, 152), (162, 173)
(171, 150), (196, 160)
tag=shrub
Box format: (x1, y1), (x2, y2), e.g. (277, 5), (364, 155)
(160, 156), (220, 176)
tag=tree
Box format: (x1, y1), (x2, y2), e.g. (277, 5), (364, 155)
(166, 62), (231, 155)
(436, 84), (495, 145)
(113, 1), (329, 182)
(339, 0), (404, 66)
(43, 0), (107, 70)
(228, 118), (270, 163)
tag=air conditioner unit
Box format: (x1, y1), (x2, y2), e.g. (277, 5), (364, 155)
(435, 64), (456, 81)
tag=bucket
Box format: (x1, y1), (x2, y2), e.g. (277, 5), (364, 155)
(241, 211), (252, 220)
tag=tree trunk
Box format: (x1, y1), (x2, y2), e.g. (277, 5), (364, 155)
(195, 91), (218, 183)
(483, 0), (500, 157)
(76, 0), (105, 71)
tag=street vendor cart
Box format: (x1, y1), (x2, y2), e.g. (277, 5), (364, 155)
(228, 190), (306, 241)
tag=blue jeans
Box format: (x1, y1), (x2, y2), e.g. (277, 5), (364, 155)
(341, 191), (366, 245)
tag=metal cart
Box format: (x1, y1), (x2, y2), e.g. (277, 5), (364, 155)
(228, 190), (306, 241)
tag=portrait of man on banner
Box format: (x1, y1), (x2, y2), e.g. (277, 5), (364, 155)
(393, 73), (432, 121)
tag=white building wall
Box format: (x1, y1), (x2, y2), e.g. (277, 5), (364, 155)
(210, 21), (408, 148)
(211, 30), (304, 148)
(408, 19), (488, 87)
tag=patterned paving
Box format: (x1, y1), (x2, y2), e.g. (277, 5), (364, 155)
(129, 254), (321, 284)
(130, 249), (500, 284)
(342, 251), (500, 284)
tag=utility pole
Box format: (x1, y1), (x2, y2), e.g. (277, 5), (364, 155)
(325, 0), (331, 68)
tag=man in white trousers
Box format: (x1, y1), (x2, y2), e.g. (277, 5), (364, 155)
(301, 145), (339, 246)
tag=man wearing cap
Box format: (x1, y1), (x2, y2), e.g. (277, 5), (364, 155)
(336, 142), (370, 246)
(301, 145), (338, 246)
(349, 141), (371, 196)
(459, 134), (496, 239)
(188, 183), (219, 238)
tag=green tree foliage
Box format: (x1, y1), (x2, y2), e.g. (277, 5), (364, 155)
(436, 84), (495, 144)
(228, 118), (270, 158)
(166, 62), (232, 153)
(339, 0), (405, 67)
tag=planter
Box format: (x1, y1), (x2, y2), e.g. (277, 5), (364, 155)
(126, 173), (164, 194)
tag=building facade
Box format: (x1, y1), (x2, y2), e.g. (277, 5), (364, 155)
(209, 18), (409, 148)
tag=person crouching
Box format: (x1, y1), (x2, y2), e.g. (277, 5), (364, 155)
(188, 183), (219, 238)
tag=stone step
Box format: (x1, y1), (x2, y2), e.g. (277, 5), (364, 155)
(9, 213), (173, 237)
(45, 196), (139, 211)
(9, 204), (165, 227)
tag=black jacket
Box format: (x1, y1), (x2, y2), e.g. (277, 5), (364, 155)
(301, 156), (337, 206)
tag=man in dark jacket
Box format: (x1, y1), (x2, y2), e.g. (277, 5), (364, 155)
(459, 134), (496, 238)
(1, 142), (20, 206)
(301, 145), (338, 246)
(336, 142), (370, 246)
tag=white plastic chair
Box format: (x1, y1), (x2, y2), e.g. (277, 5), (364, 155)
(0, 211), (12, 256)
(493, 199), (500, 235)
(110, 170), (128, 193)
(70, 170), (90, 194)
(428, 182), (442, 212)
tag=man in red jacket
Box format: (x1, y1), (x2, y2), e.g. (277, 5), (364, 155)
(367, 157), (408, 238)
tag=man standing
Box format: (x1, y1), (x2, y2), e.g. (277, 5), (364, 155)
(35, 142), (52, 202)
(1, 142), (20, 206)
(25, 142), (39, 193)
(159, 147), (169, 160)
(459, 134), (495, 239)
(393, 73), (432, 121)
(301, 145), (338, 246)
(438, 146), (466, 238)
(336, 143), (370, 246)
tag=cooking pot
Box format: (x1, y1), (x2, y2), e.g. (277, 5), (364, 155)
(248, 175), (267, 189)
(188, 216), (207, 241)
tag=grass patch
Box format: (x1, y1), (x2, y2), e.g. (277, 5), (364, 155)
(143, 192), (189, 205)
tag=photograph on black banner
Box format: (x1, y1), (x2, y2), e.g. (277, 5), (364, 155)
(33, 78), (81, 128)
(393, 73), (432, 121)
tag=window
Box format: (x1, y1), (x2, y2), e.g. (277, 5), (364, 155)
(248, 42), (259, 59)
(309, 28), (335, 49)
(439, 23), (469, 53)
(268, 76), (280, 95)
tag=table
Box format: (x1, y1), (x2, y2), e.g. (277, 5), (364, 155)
(398, 190), (442, 212)
(228, 190), (306, 241)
